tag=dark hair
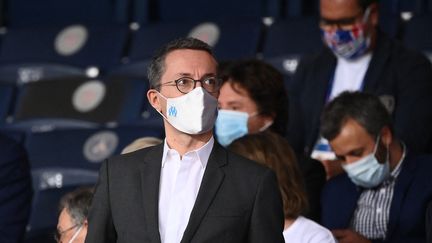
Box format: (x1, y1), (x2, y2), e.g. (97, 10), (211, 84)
(320, 91), (393, 141)
(218, 59), (289, 136)
(228, 131), (308, 219)
(59, 187), (94, 225)
(358, 0), (377, 11)
(147, 37), (215, 89)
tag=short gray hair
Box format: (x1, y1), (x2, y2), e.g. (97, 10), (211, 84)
(59, 187), (93, 225)
(147, 37), (215, 89)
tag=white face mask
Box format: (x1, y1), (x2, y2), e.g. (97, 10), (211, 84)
(157, 87), (218, 134)
(341, 135), (390, 188)
(68, 225), (83, 243)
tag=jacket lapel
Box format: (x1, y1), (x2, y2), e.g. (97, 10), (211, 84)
(387, 151), (416, 237)
(180, 143), (226, 243)
(139, 144), (163, 243)
(307, 49), (336, 153)
(363, 31), (391, 92)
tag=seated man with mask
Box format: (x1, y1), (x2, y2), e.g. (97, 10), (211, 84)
(320, 91), (432, 242)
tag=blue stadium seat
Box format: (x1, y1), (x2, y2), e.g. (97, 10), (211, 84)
(24, 125), (164, 172)
(5, 0), (127, 28)
(23, 124), (164, 239)
(0, 24), (129, 80)
(262, 17), (323, 90)
(379, 0), (426, 15)
(6, 77), (157, 131)
(146, 0), (280, 22)
(403, 15), (432, 62)
(0, 81), (14, 124)
(110, 19), (263, 78)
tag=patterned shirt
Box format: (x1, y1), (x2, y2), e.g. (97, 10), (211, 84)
(350, 145), (406, 240)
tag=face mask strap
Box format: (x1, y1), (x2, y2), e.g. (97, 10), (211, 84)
(258, 120), (274, 132)
(68, 225), (83, 243)
(362, 6), (372, 24)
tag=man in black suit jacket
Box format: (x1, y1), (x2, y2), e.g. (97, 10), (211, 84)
(0, 132), (33, 243)
(288, 0), (432, 179)
(85, 37), (285, 243)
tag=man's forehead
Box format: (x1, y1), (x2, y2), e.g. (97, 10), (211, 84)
(320, 0), (362, 18)
(164, 49), (216, 70)
(330, 119), (373, 150)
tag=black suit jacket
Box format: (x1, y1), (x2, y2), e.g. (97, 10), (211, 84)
(85, 142), (284, 243)
(288, 31), (432, 156)
(0, 133), (33, 243)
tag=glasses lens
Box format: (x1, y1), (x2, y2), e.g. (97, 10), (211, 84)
(176, 77), (194, 93)
(202, 77), (220, 92)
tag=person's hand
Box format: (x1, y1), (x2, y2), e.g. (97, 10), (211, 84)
(332, 229), (371, 243)
(320, 159), (344, 180)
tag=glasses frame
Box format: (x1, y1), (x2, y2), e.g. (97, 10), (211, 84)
(156, 76), (222, 94)
(320, 6), (372, 30)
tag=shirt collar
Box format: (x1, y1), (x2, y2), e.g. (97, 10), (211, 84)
(390, 142), (406, 179)
(161, 136), (214, 169)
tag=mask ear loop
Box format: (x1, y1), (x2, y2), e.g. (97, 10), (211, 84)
(249, 112), (274, 132)
(68, 225), (83, 243)
(152, 91), (169, 120)
(362, 6), (372, 24)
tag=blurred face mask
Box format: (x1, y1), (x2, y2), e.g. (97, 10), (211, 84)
(215, 109), (273, 147)
(157, 87), (218, 134)
(341, 135), (390, 188)
(321, 7), (372, 60)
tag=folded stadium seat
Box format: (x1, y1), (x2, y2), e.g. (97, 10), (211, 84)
(109, 18), (264, 79)
(4, 0), (128, 28)
(262, 17), (323, 90)
(0, 24), (129, 83)
(379, 10), (402, 39)
(23, 124), (164, 239)
(146, 0), (280, 23)
(5, 77), (159, 131)
(403, 14), (432, 63)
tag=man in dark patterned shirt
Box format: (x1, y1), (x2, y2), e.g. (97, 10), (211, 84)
(319, 91), (432, 243)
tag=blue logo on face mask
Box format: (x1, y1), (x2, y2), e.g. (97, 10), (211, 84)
(168, 106), (177, 117)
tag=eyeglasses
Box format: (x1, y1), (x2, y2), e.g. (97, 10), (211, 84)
(156, 76), (222, 94)
(54, 224), (81, 243)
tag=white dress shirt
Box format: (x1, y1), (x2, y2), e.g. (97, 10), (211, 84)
(158, 137), (214, 243)
(329, 53), (372, 100)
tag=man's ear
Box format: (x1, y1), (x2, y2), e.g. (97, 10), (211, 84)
(380, 126), (393, 147)
(369, 3), (379, 27)
(147, 89), (161, 112)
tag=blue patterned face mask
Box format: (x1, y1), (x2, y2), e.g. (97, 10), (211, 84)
(342, 135), (390, 188)
(215, 110), (249, 147)
(321, 7), (372, 60)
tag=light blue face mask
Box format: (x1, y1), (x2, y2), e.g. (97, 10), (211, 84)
(341, 135), (390, 188)
(215, 110), (249, 147)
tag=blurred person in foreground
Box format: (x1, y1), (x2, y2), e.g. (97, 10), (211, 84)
(228, 131), (335, 242)
(121, 137), (163, 154)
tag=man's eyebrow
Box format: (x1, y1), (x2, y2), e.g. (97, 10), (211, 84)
(320, 16), (358, 25)
(226, 100), (242, 105)
(177, 72), (217, 78)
